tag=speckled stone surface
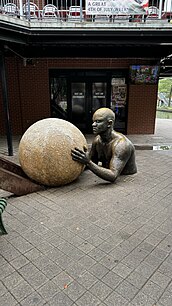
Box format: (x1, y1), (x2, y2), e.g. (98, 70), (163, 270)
(18, 118), (88, 186)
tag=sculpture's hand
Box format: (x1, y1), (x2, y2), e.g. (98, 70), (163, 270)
(71, 147), (90, 165)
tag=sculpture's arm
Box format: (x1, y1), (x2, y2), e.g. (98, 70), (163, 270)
(71, 142), (131, 182)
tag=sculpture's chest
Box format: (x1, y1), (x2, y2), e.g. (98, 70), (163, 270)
(97, 143), (112, 163)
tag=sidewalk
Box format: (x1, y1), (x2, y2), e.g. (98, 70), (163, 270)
(0, 118), (172, 306)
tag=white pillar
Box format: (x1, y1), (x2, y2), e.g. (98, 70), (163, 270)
(19, 0), (23, 17)
(158, 0), (163, 19)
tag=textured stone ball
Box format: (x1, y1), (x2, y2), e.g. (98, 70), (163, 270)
(18, 118), (88, 186)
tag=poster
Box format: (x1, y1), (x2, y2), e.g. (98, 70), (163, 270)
(86, 0), (148, 15)
(111, 84), (127, 106)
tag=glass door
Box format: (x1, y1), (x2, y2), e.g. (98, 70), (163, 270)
(92, 82), (107, 113)
(71, 81), (107, 132)
(71, 82), (86, 130)
(49, 70), (127, 134)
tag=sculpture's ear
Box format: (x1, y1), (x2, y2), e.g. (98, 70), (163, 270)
(107, 119), (113, 128)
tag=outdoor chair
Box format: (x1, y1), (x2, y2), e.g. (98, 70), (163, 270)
(147, 6), (159, 19)
(0, 198), (7, 235)
(67, 6), (84, 21)
(23, 2), (39, 19)
(3, 3), (19, 16)
(42, 4), (60, 19)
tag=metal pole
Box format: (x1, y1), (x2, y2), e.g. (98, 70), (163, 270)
(168, 84), (172, 107)
(80, 0), (82, 22)
(158, 0), (163, 19)
(0, 50), (13, 156)
(19, 0), (23, 17)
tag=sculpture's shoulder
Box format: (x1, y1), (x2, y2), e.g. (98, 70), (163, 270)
(111, 131), (135, 156)
(92, 135), (101, 146)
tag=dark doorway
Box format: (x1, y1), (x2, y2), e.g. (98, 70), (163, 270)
(49, 69), (128, 133)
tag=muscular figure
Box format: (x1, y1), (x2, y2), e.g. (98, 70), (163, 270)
(71, 107), (137, 182)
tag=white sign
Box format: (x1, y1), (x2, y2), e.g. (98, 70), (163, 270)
(86, 0), (148, 15)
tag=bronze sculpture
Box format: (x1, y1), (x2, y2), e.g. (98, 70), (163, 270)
(71, 107), (137, 182)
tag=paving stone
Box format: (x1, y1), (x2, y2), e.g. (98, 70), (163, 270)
(103, 291), (129, 306)
(18, 262), (39, 279)
(10, 280), (34, 302)
(9, 236), (33, 253)
(0, 262), (15, 280)
(0, 255), (8, 267)
(78, 241), (95, 254)
(0, 291), (18, 306)
(130, 291), (156, 306)
(53, 253), (73, 270)
(31, 255), (54, 270)
(10, 255), (29, 270)
(99, 254), (119, 270)
(126, 271), (148, 289)
(35, 242), (55, 254)
(89, 280), (113, 300)
(112, 262), (133, 279)
(150, 270), (171, 289)
(141, 280), (164, 301)
(0, 245), (21, 261)
(89, 263), (109, 279)
(48, 291), (73, 306)
(65, 262), (86, 279)
(150, 247), (169, 260)
(158, 261), (172, 278)
(52, 271), (74, 289)
(57, 241), (85, 261)
(88, 247), (107, 261)
(24, 248), (43, 261)
(37, 280), (61, 301)
(116, 280), (139, 301)
(63, 280), (86, 302)
(0, 280), (8, 296)
(40, 262), (62, 280)
(135, 262), (156, 279)
(102, 270), (123, 289)
(20, 291), (45, 306)
(76, 271), (98, 289)
(87, 234), (104, 247)
(78, 254), (96, 269)
(144, 253), (163, 268)
(2, 271), (23, 290)
(26, 271), (49, 289)
(75, 291), (101, 306)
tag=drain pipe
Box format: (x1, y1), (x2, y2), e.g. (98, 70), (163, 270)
(0, 49), (13, 156)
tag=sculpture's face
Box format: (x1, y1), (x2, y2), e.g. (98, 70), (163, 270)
(92, 112), (109, 135)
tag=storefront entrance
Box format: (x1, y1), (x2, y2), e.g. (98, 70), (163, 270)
(50, 70), (127, 133)
(71, 79), (109, 132)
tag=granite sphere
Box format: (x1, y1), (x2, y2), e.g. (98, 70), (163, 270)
(18, 118), (88, 186)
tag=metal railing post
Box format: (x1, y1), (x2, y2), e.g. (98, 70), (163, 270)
(80, 0), (82, 22)
(19, 0), (23, 17)
(159, 0), (163, 19)
(0, 49), (13, 156)
(27, 0), (30, 20)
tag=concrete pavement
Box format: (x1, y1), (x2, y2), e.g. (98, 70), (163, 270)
(0, 118), (172, 306)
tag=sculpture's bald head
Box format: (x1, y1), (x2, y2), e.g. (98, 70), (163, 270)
(92, 108), (115, 135)
(93, 108), (115, 123)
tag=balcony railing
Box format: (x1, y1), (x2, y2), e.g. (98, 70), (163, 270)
(0, 0), (172, 24)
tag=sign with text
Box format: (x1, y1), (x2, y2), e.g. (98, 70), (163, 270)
(86, 0), (148, 15)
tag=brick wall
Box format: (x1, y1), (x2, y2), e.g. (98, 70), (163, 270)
(0, 57), (158, 135)
(0, 57), (50, 135)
